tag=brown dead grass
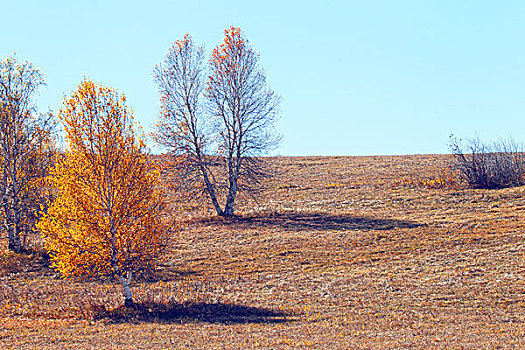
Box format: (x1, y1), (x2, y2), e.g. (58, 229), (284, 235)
(1, 154), (525, 349)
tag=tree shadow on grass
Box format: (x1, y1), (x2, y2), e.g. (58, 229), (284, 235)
(94, 301), (292, 324)
(191, 211), (424, 232)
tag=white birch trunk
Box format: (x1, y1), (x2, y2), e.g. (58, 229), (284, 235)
(118, 270), (134, 307)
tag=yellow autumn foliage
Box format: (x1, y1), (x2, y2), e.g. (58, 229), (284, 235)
(37, 80), (170, 282)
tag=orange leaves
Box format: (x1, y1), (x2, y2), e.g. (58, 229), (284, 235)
(38, 80), (172, 281)
(59, 80), (137, 166)
(207, 26), (251, 98)
(221, 26), (244, 52)
(210, 26), (247, 70)
(175, 33), (192, 51)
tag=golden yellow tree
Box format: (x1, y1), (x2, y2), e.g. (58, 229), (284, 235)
(37, 80), (170, 307)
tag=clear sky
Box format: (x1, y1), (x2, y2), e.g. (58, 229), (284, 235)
(2, 1), (524, 156)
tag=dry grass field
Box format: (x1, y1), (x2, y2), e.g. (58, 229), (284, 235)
(1, 154), (525, 349)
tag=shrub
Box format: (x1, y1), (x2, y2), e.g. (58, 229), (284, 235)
(449, 135), (525, 189)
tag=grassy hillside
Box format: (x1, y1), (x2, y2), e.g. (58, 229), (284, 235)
(1, 155), (524, 349)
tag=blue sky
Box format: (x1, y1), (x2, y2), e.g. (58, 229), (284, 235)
(2, 1), (525, 156)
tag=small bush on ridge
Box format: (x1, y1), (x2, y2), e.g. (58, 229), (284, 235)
(449, 135), (525, 189)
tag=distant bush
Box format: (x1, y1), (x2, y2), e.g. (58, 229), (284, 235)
(449, 135), (525, 189)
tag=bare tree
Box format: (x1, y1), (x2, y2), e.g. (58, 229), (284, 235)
(154, 28), (280, 217)
(0, 55), (56, 253)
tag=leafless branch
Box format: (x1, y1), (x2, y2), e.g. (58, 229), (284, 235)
(154, 28), (280, 217)
(0, 55), (57, 252)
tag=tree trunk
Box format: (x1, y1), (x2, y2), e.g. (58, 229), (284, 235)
(109, 214), (134, 308)
(7, 229), (21, 253)
(197, 156), (224, 217)
(2, 170), (20, 253)
(223, 167), (238, 217)
(223, 187), (236, 217)
(6, 205), (21, 253)
(118, 271), (134, 308)
(206, 184), (224, 217)
(11, 200), (22, 253)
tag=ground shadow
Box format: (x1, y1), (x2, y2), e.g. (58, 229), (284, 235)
(94, 301), (292, 324)
(190, 212), (424, 232)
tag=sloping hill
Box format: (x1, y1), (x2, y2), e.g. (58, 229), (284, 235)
(1, 155), (524, 349)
